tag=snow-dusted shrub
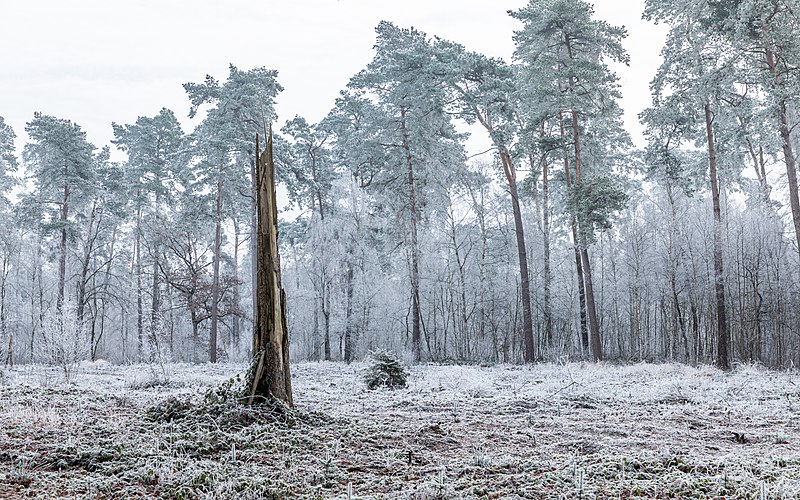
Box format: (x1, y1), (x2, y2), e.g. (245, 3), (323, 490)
(364, 350), (408, 390)
(36, 300), (90, 383)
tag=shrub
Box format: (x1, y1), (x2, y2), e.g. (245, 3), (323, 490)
(36, 300), (90, 383)
(364, 350), (408, 390)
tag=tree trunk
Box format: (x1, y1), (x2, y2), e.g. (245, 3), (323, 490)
(136, 204), (144, 358)
(250, 156), (258, 358)
(248, 129), (293, 406)
(4, 335), (11, 368)
(541, 148), (553, 350)
(343, 239), (355, 363)
(704, 101), (730, 370)
(77, 201), (99, 324)
(58, 181), (69, 312)
(779, 99), (800, 254)
(210, 177), (223, 363)
(0, 256), (7, 341)
(150, 255), (161, 348)
(1, 253), (8, 367)
(150, 194), (162, 353)
(469, 106), (534, 362)
(400, 106), (423, 363)
(232, 219), (241, 349)
(766, 49), (800, 257)
(500, 150), (535, 362)
(30, 234), (43, 363)
(580, 248), (602, 361)
(560, 119), (589, 352)
(96, 226), (117, 362)
(569, 106), (603, 362)
(344, 180), (358, 364)
(563, 34), (601, 361)
(563, 168), (588, 354)
(322, 286), (331, 361)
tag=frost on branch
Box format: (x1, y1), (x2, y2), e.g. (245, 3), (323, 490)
(36, 299), (90, 383)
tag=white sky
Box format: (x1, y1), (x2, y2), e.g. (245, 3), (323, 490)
(0, 1), (667, 160)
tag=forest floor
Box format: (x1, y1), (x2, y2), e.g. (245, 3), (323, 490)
(1, 360), (800, 499)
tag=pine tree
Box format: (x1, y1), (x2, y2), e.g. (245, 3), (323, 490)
(113, 108), (184, 358)
(348, 22), (466, 362)
(431, 41), (538, 362)
(643, 0), (753, 369)
(183, 65), (282, 362)
(513, 0), (632, 361)
(24, 113), (98, 313)
(281, 116), (337, 360)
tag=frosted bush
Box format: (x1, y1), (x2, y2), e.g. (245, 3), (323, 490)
(36, 300), (90, 383)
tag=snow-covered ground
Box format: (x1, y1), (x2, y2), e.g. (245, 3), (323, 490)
(2, 360), (800, 498)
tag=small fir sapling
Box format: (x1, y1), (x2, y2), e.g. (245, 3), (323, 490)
(364, 350), (408, 390)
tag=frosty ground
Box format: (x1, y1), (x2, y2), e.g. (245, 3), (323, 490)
(1, 361), (800, 498)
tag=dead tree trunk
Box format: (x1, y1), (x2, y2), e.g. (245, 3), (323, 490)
(248, 129), (293, 406)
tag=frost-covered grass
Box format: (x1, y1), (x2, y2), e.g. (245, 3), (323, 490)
(2, 360), (800, 498)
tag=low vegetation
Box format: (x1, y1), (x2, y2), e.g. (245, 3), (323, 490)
(1, 361), (800, 498)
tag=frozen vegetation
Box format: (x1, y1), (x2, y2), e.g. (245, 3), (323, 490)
(2, 360), (800, 498)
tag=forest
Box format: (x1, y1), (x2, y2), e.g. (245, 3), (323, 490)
(1, 0), (800, 374)
(5, 0), (800, 498)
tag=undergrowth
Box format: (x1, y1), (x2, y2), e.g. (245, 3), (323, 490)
(3, 362), (800, 498)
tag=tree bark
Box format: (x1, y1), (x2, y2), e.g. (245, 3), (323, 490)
(560, 119), (589, 352)
(250, 156), (258, 358)
(248, 129), (293, 406)
(209, 177), (223, 363)
(704, 101), (730, 370)
(136, 204), (144, 358)
(766, 49), (800, 257)
(500, 151), (536, 363)
(779, 99), (800, 254)
(580, 248), (602, 360)
(469, 105), (535, 363)
(232, 219), (241, 348)
(322, 286), (331, 361)
(569, 106), (603, 362)
(400, 106), (423, 363)
(563, 34), (602, 361)
(541, 146), (553, 349)
(77, 201), (99, 324)
(57, 180), (69, 312)
(95, 226), (117, 361)
(343, 239), (355, 363)
(150, 197), (162, 355)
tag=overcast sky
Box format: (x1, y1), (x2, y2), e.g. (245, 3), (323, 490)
(0, 1), (667, 160)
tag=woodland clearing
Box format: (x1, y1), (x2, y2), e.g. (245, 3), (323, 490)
(1, 361), (799, 498)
